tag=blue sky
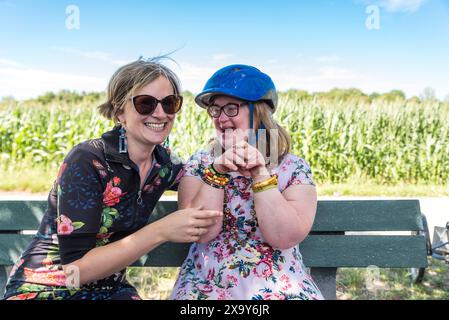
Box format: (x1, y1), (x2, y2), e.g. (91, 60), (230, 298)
(0, 0), (448, 99)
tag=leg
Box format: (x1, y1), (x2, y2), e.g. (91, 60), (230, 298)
(0, 266), (12, 298)
(310, 267), (337, 300)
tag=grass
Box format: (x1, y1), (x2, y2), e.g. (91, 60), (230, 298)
(318, 182), (449, 197)
(1, 166), (448, 197)
(337, 258), (449, 300)
(124, 258), (449, 300)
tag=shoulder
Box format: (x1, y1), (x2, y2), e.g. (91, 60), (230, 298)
(61, 139), (107, 175)
(187, 150), (214, 165)
(275, 153), (315, 190)
(277, 153), (313, 173)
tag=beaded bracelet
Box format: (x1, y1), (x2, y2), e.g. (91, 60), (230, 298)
(252, 174), (278, 193)
(201, 164), (230, 189)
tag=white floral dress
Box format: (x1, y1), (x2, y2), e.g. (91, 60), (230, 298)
(170, 151), (324, 300)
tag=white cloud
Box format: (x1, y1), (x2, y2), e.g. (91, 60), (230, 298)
(0, 58), (25, 68)
(1, 57), (446, 101)
(314, 55), (341, 63)
(361, 0), (427, 12)
(211, 53), (234, 63)
(0, 59), (106, 100)
(166, 61), (216, 93)
(381, 0), (427, 12)
(52, 47), (130, 66)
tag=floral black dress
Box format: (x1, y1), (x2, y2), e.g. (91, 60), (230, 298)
(3, 126), (183, 300)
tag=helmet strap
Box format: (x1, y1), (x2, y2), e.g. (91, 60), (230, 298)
(248, 102), (257, 146)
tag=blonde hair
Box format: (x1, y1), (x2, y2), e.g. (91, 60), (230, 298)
(253, 101), (291, 164)
(208, 100), (291, 165)
(98, 57), (181, 123)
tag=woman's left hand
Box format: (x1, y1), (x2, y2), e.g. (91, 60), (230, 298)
(233, 140), (270, 181)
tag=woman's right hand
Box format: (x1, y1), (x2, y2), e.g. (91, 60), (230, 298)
(156, 207), (223, 243)
(213, 139), (251, 176)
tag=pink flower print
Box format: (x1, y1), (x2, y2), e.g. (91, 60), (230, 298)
(23, 267), (67, 286)
(262, 292), (272, 300)
(9, 258), (24, 277)
(196, 283), (213, 293)
(273, 293), (286, 300)
(174, 167), (186, 184)
(103, 180), (125, 207)
(206, 268), (215, 281)
(226, 275), (238, 287)
(254, 260), (273, 278)
(57, 214), (74, 235)
(7, 292), (39, 300)
(113, 176), (121, 186)
(217, 288), (228, 300)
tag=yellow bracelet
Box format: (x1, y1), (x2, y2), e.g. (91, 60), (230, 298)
(252, 175), (278, 193)
(253, 183), (278, 193)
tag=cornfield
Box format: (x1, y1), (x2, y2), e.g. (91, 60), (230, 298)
(1, 92), (448, 185)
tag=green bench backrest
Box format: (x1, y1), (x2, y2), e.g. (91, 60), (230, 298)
(0, 200), (427, 268)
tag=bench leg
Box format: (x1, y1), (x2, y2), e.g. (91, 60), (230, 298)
(0, 266), (11, 298)
(310, 267), (337, 300)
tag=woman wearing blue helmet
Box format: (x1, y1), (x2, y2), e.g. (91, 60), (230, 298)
(171, 65), (323, 300)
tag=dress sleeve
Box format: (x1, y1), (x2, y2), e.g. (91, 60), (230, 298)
(56, 147), (104, 265)
(277, 154), (316, 193)
(181, 151), (214, 182)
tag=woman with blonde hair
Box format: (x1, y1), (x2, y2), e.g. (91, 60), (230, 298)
(3, 57), (222, 300)
(170, 65), (324, 300)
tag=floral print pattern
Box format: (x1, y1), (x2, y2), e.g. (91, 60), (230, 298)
(170, 151), (323, 300)
(3, 126), (182, 300)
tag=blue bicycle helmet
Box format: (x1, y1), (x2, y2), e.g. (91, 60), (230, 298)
(195, 65), (278, 132)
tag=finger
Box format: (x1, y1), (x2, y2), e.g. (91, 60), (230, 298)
(234, 147), (249, 162)
(195, 218), (219, 227)
(225, 151), (245, 168)
(192, 210), (223, 219)
(229, 148), (247, 163)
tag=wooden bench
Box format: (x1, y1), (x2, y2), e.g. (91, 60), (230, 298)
(0, 199), (428, 300)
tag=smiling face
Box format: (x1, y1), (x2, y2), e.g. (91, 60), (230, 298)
(118, 75), (176, 149)
(210, 95), (250, 149)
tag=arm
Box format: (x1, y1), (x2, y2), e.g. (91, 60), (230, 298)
(253, 180), (317, 249)
(62, 208), (221, 286)
(177, 147), (249, 243)
(178, 176), (224, 243)
(57, 147), (221, 287)
(241, 144), (318, 249)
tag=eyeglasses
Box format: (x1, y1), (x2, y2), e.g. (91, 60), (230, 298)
(131, 94), (183, 115)
(207, 102), (246, 118)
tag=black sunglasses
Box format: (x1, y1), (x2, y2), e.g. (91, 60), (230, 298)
(131, 94), (183, 115)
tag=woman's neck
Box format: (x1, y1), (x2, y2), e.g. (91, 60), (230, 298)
(126, 138), (155, 169)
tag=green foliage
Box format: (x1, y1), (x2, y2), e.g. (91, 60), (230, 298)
(1, 90), (448, 186)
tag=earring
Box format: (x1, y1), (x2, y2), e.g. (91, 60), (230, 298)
(163, 136), (170, 150)
(119, 125), (128, 153)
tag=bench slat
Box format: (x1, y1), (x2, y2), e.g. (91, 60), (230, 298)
(0, 199), (423, 232)
(0, 201), (47, 231)
(0, 234), (427, 268)
(135, 234), (427, 268)
(0, 234), (34, 265)
(313, 200), (422, 231)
